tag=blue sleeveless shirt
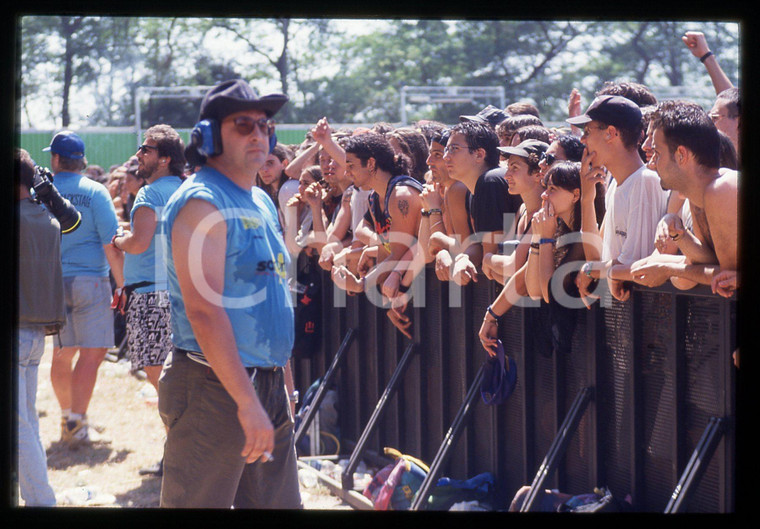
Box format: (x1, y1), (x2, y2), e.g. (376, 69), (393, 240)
(162, 166), (294, 368)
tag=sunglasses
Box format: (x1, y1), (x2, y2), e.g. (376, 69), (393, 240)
(228, 116), (275, 137)
(138, 144), (159, 154)
(540, 152), (557, 165)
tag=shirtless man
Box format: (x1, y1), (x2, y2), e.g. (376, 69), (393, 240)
(630, 99), (738, 291)
(330, 132), (423, 310)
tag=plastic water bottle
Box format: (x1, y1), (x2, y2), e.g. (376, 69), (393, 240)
(298, 468), (318, 489)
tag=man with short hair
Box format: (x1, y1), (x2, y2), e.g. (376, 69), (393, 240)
(16, 148), (65, 505)
(568, 95), (668, 303)
(46, 131), (124, 447)
(111, 123), (186, 477)
(421, 127), (473, 282)
(629, 100), (737, 290)
(159, 79), (301, 508)
(442, 121), (522, 286)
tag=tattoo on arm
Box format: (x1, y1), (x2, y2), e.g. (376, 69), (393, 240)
(398, 199), (409, 217)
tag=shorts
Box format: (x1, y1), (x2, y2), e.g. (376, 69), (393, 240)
(125, 290), (172, 371)
(57, 276), (114, 348)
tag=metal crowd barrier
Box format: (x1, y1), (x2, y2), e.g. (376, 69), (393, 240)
(291, 266), (736, 512)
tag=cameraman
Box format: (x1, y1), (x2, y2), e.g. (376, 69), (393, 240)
(43, 131), (124, 447)
(16, 148), (63, 506)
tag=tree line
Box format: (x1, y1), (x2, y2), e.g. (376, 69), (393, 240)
(19, 17), (739, 129)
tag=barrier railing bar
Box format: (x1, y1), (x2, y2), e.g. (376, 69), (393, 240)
(520, 386), (593, 512)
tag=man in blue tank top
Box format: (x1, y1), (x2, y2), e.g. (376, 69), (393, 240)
(111, 123), (186, 477)
(159, 79), (301, 508)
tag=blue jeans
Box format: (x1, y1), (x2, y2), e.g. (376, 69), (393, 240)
(17, 327), (56, 506)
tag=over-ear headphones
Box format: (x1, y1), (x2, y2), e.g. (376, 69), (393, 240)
(190, 118), (278, 158)
(191, 119), (222, 158)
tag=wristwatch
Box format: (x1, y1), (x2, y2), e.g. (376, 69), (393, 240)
(289, 390), (299, 404)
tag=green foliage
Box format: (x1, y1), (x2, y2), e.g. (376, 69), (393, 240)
(18, 17), (740, 129)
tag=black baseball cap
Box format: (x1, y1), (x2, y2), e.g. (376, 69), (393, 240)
(199, 79), (289, 122)
(566, 94), (642, 129)
(460, 105), (509, 128)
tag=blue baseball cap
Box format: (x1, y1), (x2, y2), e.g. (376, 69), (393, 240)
(43, 131), (85, 159)
(481, 339), (517, 406)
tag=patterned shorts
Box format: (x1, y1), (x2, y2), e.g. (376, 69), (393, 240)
(125, 290), (172, 371)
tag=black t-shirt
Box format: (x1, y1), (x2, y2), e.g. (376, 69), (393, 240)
(467, 166), (522, 234)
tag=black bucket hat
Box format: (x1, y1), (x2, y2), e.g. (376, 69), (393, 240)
(199, 79), (289, 122)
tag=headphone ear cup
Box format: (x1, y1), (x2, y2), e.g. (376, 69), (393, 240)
(191, 119), (222, 158)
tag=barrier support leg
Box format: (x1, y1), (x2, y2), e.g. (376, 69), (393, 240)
(341, 343), (418, 491)
(294, 328), (356, 447)
(664, 416), (729, 513)
(520, 386), (593, 512)
(410, 364), (486, 511)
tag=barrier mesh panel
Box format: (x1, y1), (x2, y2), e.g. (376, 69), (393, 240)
(639, 291), (676, 511)
(682, 296), (722, 512)
(599, 294), (634, 499)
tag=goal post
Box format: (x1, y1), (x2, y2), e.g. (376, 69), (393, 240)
(400, 85), (506, 126)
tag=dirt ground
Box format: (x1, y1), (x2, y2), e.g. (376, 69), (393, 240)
(15, 336), (352, 510)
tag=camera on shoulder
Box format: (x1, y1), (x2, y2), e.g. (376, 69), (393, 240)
(33, 166), (81, 234)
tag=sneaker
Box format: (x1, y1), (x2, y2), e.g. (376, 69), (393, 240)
(138, 458), (163, 477)
(61, 417), (90, 447)
(61, 416), (110, 448)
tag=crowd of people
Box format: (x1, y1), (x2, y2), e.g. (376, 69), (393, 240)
(15, 30), (739, 509)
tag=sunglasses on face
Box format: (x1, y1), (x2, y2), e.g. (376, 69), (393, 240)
(540, 152), (557, 165)
(229, 116), (275, 137)
(138, 144), (159, 154)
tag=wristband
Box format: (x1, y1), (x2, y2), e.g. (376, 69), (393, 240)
(486, 305), (500, 321)
(670, 231), (682, 242)
(421, 208), (442, 217)
(699, 51), (713, 63)
(581, 262), (593, 277)
(289, 390), (299, 404)
(530, 241), (540, 250)
(539, 238), (556, 245)
(111, 233), (122, 250)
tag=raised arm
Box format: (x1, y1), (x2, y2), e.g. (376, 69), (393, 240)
(682, 31), (734, 95)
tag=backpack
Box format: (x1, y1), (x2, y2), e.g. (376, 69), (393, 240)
(363, 448), (429, 510)
(427, 472), (496, 511)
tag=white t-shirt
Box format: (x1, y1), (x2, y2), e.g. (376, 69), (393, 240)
(602, 166), (668, 265)
(278, 179), (300, 222)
